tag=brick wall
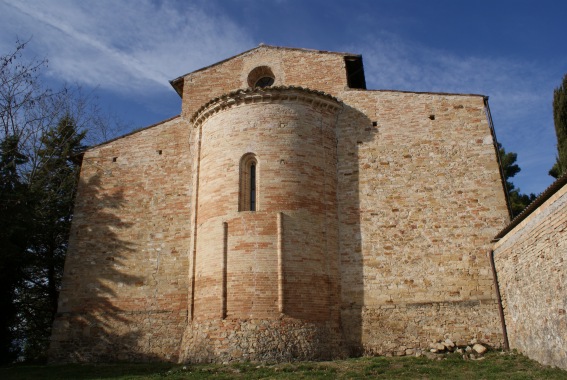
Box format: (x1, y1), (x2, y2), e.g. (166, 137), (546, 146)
(337, 90), (509, 354)
(49, 117), (191, 362)
(51, 46), (513, 363)
(494, 181), (567, 369)
(181, 46), (349, 118)
(178, 87), (343, 361)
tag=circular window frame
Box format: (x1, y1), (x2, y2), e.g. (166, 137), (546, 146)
(247, 66), (275, 88)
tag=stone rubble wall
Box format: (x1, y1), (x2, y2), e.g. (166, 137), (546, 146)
(346, 301), (501, 356)
(180, 318), (343, 363)
(50, 310), (185, 362)
(494, 182), (567, 370)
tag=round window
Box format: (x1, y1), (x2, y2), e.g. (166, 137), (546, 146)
(255, 76), (275, 88)
(247, 66), (275, 88)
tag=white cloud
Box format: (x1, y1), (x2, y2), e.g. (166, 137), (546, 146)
(0, 0), (254, 94)
(0, 0), (560, 195)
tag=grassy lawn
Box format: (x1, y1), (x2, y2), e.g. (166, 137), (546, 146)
(1, 351), (566, 379)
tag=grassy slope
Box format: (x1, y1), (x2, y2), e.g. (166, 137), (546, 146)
(1, 352), (566, 380)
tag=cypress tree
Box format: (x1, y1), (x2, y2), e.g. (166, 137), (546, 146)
(550, 74), (567, 178)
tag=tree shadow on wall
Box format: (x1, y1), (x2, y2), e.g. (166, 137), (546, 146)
(337, 104), (377, 356)
(50, 172), (166, 362)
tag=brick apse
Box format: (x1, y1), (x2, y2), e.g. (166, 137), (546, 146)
(49, 45), (511, 362)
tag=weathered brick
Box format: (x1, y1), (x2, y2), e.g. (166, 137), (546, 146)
(494, 182), (567, 370)
(50, 45), (510, 363)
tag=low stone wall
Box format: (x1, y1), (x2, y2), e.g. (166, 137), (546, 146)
(179, 317), (343, 363)
(493, 178), (567, 370)
(341, 299), (502, 357)
(49, 309), (186, 362)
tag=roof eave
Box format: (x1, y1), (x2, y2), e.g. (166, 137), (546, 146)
(170, 77), (184, 97)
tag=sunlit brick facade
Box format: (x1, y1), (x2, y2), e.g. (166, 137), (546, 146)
(50, 45), (510, 362)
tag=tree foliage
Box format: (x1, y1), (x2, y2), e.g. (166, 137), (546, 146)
(549, 74), (567, 178)
(19, 115), (86, 361)
(0, 40), (117, 363)
(0, 135), (30, 362)
(498, 143), (536, 218)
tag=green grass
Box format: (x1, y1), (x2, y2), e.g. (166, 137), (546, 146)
(1, 351), (566, 379)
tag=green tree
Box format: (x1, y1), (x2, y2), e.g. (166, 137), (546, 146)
(550, 74), (567, 178)
(1, 40), (119, 363)
(17, 115), (86, 362)
(0, 135), (30, 363)
(0, 39), (53, 363)
(498, 143), (536, 218)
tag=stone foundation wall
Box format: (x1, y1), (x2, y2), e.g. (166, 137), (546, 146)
(342, 300), (501, 356)
(179, 318), (343, 363)
(494, 181), (567, 369)
(50, 310), (185, 362)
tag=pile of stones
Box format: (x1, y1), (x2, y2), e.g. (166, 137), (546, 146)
(422, 338), (489, 360)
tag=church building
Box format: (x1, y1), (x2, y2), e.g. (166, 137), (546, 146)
(49, 45), (510, 362)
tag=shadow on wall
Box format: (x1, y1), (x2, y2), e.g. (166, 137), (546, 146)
(50, 172), (164, 362)
(337, 103), (376, 356)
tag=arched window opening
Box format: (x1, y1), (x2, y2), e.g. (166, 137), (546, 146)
(239, 153), (258, 211)
(247, 66), (275, 88)
(250, 163), (256, 211)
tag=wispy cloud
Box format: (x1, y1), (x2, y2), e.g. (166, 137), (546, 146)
(0, 0), (254, 94)
(0, 0), (561, 195)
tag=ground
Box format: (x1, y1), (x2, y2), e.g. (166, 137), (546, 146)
(2, 351), (566, 379)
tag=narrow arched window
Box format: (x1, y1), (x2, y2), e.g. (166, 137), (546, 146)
(250, 163), (256, 211)
(239, 153), (258, 211)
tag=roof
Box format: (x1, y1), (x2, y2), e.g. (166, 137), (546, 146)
(169, 44), (363, 97)
(73, 115), (181, 156)
(190, 85), (341, 127)
(493, 172), (567, 241)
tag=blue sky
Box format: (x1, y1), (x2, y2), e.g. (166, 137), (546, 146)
(1, 0), (565, 195)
